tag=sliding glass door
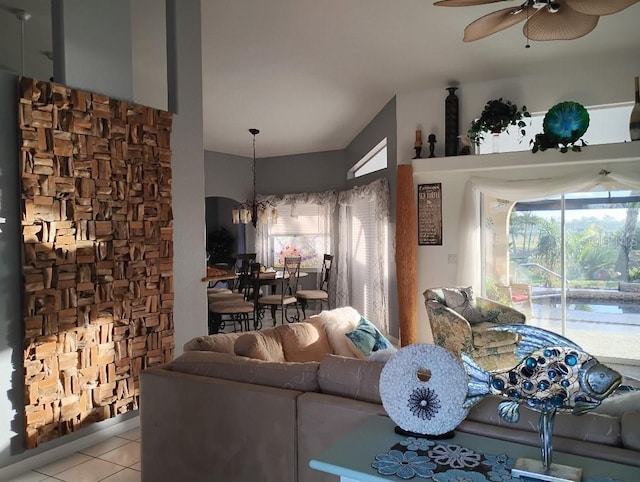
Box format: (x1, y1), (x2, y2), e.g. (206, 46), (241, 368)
(483, 189), (640, 364)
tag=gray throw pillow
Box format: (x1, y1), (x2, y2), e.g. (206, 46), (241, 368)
(442, 286), (483, 323)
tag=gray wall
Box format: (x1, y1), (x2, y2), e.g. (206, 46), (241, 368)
(344, 97), (399, 337)
(204, 150), (251, 200)
(0, 0), (206, 472)
(0, 70), (26, 468)
(52, 0), (133, 100)
(257, 149), (347, 195)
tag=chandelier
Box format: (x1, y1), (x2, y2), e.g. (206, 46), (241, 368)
(232, 129), (277, 228)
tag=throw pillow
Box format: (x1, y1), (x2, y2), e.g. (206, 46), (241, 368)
(314, 306), (362, 357)
(345, 316), (394, 358)
(442, 286), (483, 323)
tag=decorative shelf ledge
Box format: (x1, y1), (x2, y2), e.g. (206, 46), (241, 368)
(411, 141), (640, 174)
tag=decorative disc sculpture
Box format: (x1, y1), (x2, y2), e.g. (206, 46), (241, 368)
(462, 324), (621, 481)
(379, 344), (469, 437)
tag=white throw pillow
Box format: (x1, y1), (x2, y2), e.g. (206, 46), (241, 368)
(313, 306), (362, 357)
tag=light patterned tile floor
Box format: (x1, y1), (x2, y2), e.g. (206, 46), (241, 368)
(7, 428), (141, 482)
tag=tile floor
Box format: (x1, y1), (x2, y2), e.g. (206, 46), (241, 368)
(7, 427), (141, 482)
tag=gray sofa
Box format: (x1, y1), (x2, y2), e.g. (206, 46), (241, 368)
(140, 318), (640, 482)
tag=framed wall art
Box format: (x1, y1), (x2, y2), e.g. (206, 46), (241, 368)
(418, 183), (442, 246)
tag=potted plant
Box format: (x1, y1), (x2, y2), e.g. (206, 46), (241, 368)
(467, 98), (531, 147)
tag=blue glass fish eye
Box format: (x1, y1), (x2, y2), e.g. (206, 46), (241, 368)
(508, 371), (518, 384)
(538, 380), (550, 391)
(525, 357), (537, 369)
(492, 379), (505, 390)
(565, 353), (578, 366)
(523, 381), (534, 391)
(561, 379), (570, 388)
(547, 369), (557, 379)
(550, 395), (564, 408)
(543, 349), (552, 357)
(507, 388), (519, 398)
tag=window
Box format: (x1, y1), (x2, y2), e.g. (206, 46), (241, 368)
(349, 199), (386, 320)
(349, 138), (387, 179)
(476, 103), (635, 154)
(266, 203), (331, 270)
(482, 189), (640, 365)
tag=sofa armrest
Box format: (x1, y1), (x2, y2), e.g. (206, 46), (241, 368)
(476, 297), (526, 324)
(425, 300), (473, 356)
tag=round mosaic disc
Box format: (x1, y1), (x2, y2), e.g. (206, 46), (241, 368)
(379, 344), (469, 435)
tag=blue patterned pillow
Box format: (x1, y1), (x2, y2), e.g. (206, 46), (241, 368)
(345, 317), (393, 357)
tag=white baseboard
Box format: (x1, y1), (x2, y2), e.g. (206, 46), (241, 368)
(0, 416), (139, 480)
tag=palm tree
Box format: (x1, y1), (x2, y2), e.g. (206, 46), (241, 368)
(615, 202), (639, 281)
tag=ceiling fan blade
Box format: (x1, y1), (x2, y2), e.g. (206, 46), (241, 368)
(435, 0), (507, 7)
(565, 0), (639, 16)
(524, 6), (599, 40)
(463, 6), (532, 42)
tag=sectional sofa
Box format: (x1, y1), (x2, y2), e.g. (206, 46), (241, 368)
(139, 309), (640, 482)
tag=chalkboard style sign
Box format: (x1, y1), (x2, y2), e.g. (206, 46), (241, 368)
(418, 183), (443, 245)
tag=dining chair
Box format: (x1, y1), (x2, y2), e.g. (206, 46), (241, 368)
(295, 254), (333, 318)
(257, 256), (301, 325)
(232, 253), (257, 292)
(208, 262), (262, 333)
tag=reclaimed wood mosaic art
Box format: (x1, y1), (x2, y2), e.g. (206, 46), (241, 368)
(18, 78), (174, 448)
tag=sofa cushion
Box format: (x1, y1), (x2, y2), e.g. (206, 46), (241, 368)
(466, 396), (621, 446)
(169, 351), (320, 392)
(471, 322), (518, 348)
(274, 323), (333, 362)
(313, 306), (362, 357)
(345, 316), (394, 358)
(593, 390), (640, 418)
(234, 329), (286, 362)
(318, 354), (383, 404)
(183, 332), (242, 354)
(621, 412), (640, 450)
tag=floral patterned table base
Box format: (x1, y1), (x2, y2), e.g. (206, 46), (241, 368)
(371, 436), (622, 482)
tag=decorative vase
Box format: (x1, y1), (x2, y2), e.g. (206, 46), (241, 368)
(631, 76), (640, 141)
(491, 130), (501, 153)
(445, 87), (459, 156)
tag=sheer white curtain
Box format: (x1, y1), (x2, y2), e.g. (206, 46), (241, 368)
(336, 178), (390, 334)
(457, 165), (640, 289)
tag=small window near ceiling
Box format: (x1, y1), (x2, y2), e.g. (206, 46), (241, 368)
(476, 103), (634, 154)
(349, 138), (387, 179)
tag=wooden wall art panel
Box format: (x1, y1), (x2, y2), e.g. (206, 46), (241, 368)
(18, 78), (174, 448)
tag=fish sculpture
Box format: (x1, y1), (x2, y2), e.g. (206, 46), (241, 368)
(462, 324), (622, 423)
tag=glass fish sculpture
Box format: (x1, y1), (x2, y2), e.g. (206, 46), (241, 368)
(462, 324), (621, 422)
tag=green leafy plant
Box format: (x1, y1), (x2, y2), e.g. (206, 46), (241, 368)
(467, 98), (531, 146)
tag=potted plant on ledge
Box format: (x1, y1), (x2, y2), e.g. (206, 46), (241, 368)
(467, 98), (531, 151)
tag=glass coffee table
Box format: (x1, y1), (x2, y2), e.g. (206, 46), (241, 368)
(310, 415), (640, 482)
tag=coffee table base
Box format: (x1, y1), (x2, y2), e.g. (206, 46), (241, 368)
(512, 457), (582, 482)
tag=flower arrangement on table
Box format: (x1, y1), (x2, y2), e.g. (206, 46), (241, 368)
(467, 98), (531, 147)
(276, 245), (301, 267)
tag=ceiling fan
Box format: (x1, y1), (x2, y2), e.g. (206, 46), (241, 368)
(434, 0), (639, 42)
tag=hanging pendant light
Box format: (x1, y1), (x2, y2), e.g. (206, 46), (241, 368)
(231, 129), (277, 228)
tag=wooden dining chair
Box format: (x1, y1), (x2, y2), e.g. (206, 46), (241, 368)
(295, 253), (333, 318)
(257, 256), (301, 325)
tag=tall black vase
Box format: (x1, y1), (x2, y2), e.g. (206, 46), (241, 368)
(445, 87), (459, 157)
